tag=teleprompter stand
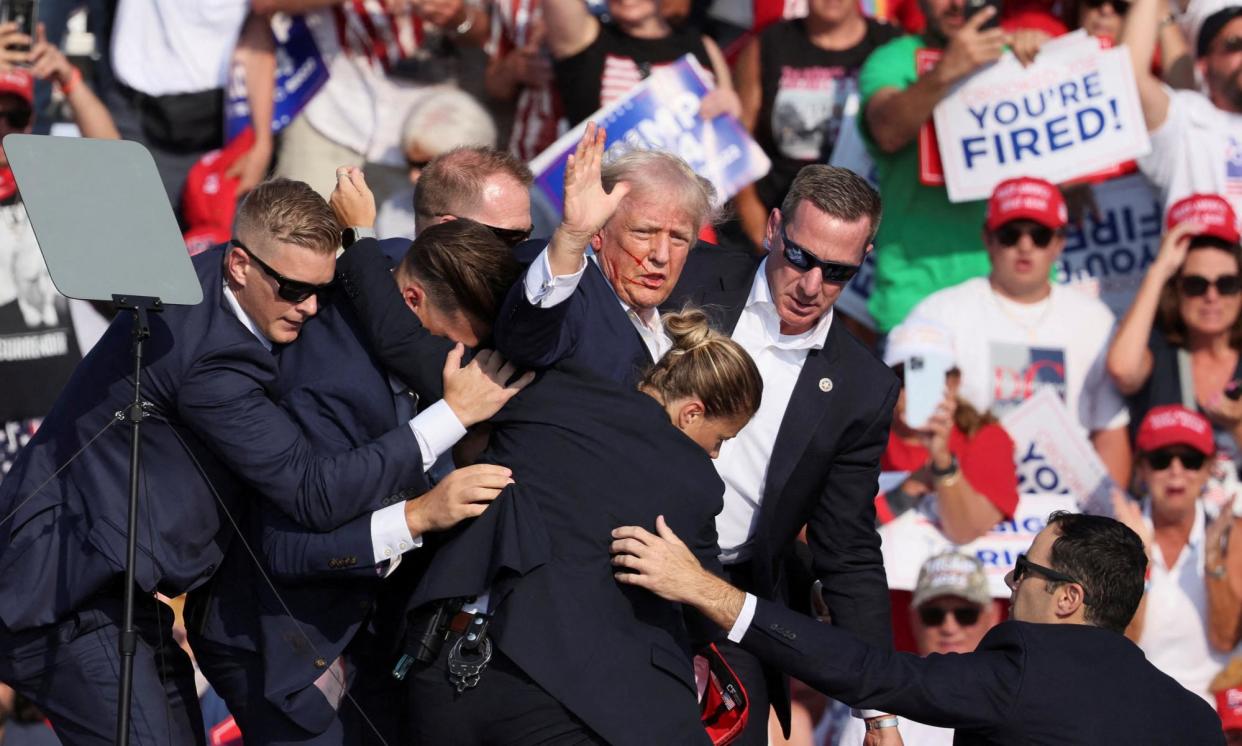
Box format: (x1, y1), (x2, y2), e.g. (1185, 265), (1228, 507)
(3, 135), (202, 746)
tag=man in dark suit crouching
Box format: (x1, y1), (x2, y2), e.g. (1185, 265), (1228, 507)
(612, 511), (1225, 745)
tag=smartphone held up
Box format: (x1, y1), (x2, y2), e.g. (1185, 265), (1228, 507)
(0, 0), (37, 62)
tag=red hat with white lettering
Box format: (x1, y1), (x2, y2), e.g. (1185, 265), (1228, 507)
(985, 177), (1067, 231)
(1219, 686), (1242, 732)
(0, 69), (33, 106)
(1136, 405), (1216, 456)
(1165, 193), (1240, 245)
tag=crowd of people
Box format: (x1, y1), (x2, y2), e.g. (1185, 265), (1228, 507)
(4, 0), (1242, 744)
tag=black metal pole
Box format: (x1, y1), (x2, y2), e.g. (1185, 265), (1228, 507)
(113, 296), (159, 746)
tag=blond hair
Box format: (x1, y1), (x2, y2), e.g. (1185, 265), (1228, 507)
(640, 309), (762, 419)
(234, 178), (341, 255)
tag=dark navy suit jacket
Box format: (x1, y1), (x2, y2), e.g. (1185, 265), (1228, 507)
(408, 366), (721, 746)
(190, 293), (435, 734)
(743, 600), (1224, 745)
(0, 247), (427, 633)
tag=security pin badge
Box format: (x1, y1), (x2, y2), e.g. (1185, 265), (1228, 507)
(819, 377), (833, 393)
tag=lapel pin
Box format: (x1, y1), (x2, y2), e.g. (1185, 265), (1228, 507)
(819, 377), (833, 393)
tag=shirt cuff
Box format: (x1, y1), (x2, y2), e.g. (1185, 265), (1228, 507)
(370, 501), (423, 577)
(408, 399), (467, 472)
(523, 246), (587, 308)
(726, 593), (758, 643)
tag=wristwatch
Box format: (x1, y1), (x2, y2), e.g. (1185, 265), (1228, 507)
(865, 716), (900, 731)
(341, 225), (376, 249)
(1208, 563), (1228, 580)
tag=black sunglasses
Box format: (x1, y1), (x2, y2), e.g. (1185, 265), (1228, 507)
(0, 107), (31, 129)
(779, 224), (862, 283)
(994, 224), (1057, 248)
(485, 223), (534, 248)
(231, 239), (333, 303)
(1178, 274), (1242, 297)
(1144, 447), (1208, 471)
(918, 605), (982, 627)
(1082, 0), (1130, 13)
(1011, 553), (1080, 587)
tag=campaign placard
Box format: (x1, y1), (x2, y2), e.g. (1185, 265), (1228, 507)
(528, 55), (771, 213)
(224, 14), (330, 141)
(1056, 173), (1162, 318)
(932, 33), (1150, 203)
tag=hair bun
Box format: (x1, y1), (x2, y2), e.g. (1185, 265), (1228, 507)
(662, 308), (715, 353)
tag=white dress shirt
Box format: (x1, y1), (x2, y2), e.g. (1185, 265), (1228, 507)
(523, 246), (672, 361)
(714, 259), (833, 562)
(221, 284), (464, 574)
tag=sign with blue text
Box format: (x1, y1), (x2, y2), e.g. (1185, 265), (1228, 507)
(528, 55), (770, 213)
(224, 14), (330, 141)
(932, 32), (1150, 203)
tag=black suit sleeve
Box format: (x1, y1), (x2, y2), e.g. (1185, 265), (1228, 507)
(492, 262), (588, 369)
(742, 599), (1025, 730)
(806, 377), (899, 648)
(336, 238), (452, 402)
(175, 340), (427, 532)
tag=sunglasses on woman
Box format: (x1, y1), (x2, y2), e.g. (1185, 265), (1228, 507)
(1178, 274), (1242, 297)
(1082, 0), (1130, 13)
(994, 224), (1057, 248)
(231, 239), (334, 303)
(1143, 447), (1208, 471)
(917, 605), (982, 627)
(780, 225), (862, 283)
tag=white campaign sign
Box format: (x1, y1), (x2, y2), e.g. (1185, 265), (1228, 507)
(933, 32), (1150, 203)
(880, 390), (1112, 596)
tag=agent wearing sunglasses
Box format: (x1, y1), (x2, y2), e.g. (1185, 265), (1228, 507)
(1108, 194), (1242, 462)
(905, 177), (1133, 487)
(1116, 404), (1242, 708)
(611, 509), (1224, 744)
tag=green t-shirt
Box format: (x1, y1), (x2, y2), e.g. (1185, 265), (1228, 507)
(858, 35), (990, 333)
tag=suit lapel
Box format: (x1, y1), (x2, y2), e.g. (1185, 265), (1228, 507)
(586, 259), (654, 364)
(761, 320), (845, 514)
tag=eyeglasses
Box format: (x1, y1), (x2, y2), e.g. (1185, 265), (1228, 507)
(779, 224), (862, 283)
(1178, 274), (1242, 297)
(917, 605), (982, 627)
(1082, 0), (1130, 13)
(1144, 447), (1208, 471)
(994, 224), (1057, 248)
(1010, 553), (1081, 587)
(231, 239), (333, 303)
(1214, 35), (1242, 55)
(485, 223), (534, 248)
(407, 156), (431, 172)
(0, 108), (32, 129)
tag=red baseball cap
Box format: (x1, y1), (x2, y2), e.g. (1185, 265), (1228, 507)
(1165, 193), (1241, 245)
(181, 128), (254, 254)
(1218, 686), (1242, 732)
(0, 69), (33, 106)
(986, 177), (1068, 231)
(1136, 405), (1216, 455)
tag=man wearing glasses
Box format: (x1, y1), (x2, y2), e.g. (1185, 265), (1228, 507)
(899, 176), (1132, 486)
(486, 127), (897, 741)
(610, 511), (1225, 744)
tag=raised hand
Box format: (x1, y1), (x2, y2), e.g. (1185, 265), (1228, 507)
(404, 463), (514, 535)
(936, 8), (1005, 85)
(0, 22), (31, 72)
(559, 122), (631, 242)
(1150, 219), (1200, 283)
(329, 166), (376, 230)
(441, 345), (536, 428)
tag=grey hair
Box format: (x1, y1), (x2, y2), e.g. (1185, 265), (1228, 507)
(601, 150), (720, 229)
(400, 86), (497, 155)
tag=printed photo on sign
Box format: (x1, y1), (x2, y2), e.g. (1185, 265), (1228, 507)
(990, 342), (1067, 415)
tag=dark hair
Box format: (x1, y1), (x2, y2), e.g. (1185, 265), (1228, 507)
(397, 218), (521, 325)
(234, 178), (341, 254)
(639, 308), (762, 420)
(413, 146), (533, 225)
(1156, 239), (1242, 349)
(1044, 511), (1147, 633)
(781, 165), (883, 247)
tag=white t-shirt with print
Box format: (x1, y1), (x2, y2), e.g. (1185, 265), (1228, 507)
(1139, 87), (1242, 219)
(907, 277), (1129, 439)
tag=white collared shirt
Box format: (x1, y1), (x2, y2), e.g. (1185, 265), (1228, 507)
(1139, 500), (1236, 708)
(714, 258), (833, 562)
(524, 246), (671, 361)
(221, 283), (465, 575)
